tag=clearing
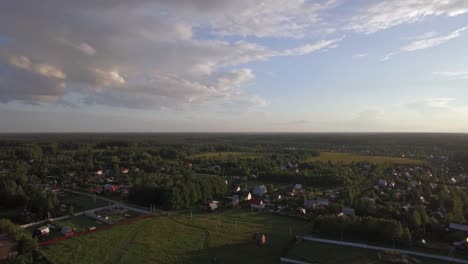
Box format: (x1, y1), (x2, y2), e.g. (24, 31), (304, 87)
(307, 152), (425, 164)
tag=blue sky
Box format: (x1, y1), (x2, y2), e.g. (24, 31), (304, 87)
(1, 0), (468, 132)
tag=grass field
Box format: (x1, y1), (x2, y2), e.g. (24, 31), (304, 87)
(286, 241), (448, 264)
(40, 209), (311, 264)
(306, 152), (425, 164)
(60, 193), (111, 211)
(190, 151), (261, 160)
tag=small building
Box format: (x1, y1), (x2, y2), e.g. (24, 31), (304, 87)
(207, 201), (218, 212)
(231, 195), (240, 207)
(104, 184), (116, 192)
(250, 199), (265, 210)
(239, 191), (252, 201)
(297, 207), (307, 215)
(450, 177), (457, 184)
(60, 226), (74, 236)
(253, 232), (266, 245)
(410, 181), (420, 188)
(253, 185), (267, 197)
(294, 184), (303, 191)
(429, 183), (438, 190)
(95, 170), (103, 176)
(378, 179), (388, 187)
(232, 185), (241, 194)
(304, 198), (329, 209)
(340, 207), (355, 216)
(33, 226), (50, 238)
(121, 168), (129, 174)
(0, 234), (17, 261)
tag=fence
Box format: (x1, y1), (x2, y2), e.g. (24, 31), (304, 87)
(20, 205), (117, 229)
(302, 236), (468, 264)
(39, 214), (153, 247)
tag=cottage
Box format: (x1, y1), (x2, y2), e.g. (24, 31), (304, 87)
(294, 184), (303, 191)
(232, 185), (241, 193)
(250, 199), (265, 210)
(95, 170), (103, 176)
(33, 226), (50, 238)
(231, 195), (240, 207)
(340, 207), (355, 216)
(253, 185), (267, 196)
(253, 232), (266, 245)
(121, 168), (129, 174)
(378, 179), (388, 187)
(304, 198), (329, 209)
(239, 191), (252, 201)
(60, 226), (74, 236)
(207, 201), (218, 212)
(0, 234), (17, 261)
(449, 223), (468, 232)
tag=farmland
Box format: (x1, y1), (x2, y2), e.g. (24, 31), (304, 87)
(40, 209), (311, 264)
(306, 152), (425, 164)
(190, 151), (261, 160)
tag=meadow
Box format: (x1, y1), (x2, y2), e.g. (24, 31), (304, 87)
(306, 152), (425, 164)
(40, 209), (311, 264)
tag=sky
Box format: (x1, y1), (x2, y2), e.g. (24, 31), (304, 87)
(1, 0), (468, 133)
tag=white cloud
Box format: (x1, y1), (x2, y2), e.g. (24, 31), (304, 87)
(406, 98), (468, 113)
(380, 52), (395, 61)
(347, 0), (468, 34)
(0, 1), (338, 110)
(401, 27), (468, 51)
(352, 53), (368, 59)
(433, 71), (468, 79)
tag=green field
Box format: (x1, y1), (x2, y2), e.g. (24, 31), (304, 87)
(40, 209), (311, 264)
(190, 151), (261, 160)
(60, 192), (111, 211)
(307, 152), (425, 164)
(287, 241), (447, 264)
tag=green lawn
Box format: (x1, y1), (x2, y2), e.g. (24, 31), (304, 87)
(287, 241), (448, 264)
(40, 209), (311, 264)
(306, 152), (425, 164)
(189, 151), (261, 160)
(60, 193), (111, 211)
(55, 215), (106, 232)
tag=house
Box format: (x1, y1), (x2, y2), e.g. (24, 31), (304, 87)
(285, 186), (297, 196)
(410, 181), (420, 188)
(429, 183), (438, 190)
(304, 198), (329, 209)
(388, 181), (396, 188)
(95, 170), (103, 176)
(378, 179), (388, 187)
(207, 201), (218, 212)
(250, 199), (265, 210)
(449, 223), (468, 232)
(0, 234), (17, 261)
(253, 232), (266, 245)
(121, 168), (129, 174)
(450, 177), (457, 184)
(340, 207), (355, 216)
(232, 185), (241, 193)
(294, 184), (303, 191)
(402, 204), (413, 213)
(231, 195), (240, 207)
(361, 197), (375, 203)
(104, 184), (116, 192)
(253, 185), (267, 196)
(239, 191), (252, 201)
(60, 226), (74, 236)
(33, 226), (50, 238)
(297, 207), (307, 215)
(420, 196), (428, 204)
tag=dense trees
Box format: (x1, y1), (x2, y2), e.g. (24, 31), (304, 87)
(129, 175), (228, 210)
(0, 219), (38, 263)
(314, 215), (412, 246)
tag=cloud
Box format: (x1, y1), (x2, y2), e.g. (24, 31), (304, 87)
(401, 27), (468, 51)
(352, 53), (368, 59)
(433, 71), (468, 79)
(380, 52), (395, 61)
(406, 98), (468, 113)
(0, 0), (338, 110)
(347, 0), (468, 34)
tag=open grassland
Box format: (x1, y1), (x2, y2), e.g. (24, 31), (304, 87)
(287, 241), (448, 264)
(40, 209), (310, 264)
(307, 152), (425, 164)
(190, 151), (261, 160)
(61, 193), (110, 211)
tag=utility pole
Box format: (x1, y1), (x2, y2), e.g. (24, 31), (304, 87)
(289, 225), (292, 239)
